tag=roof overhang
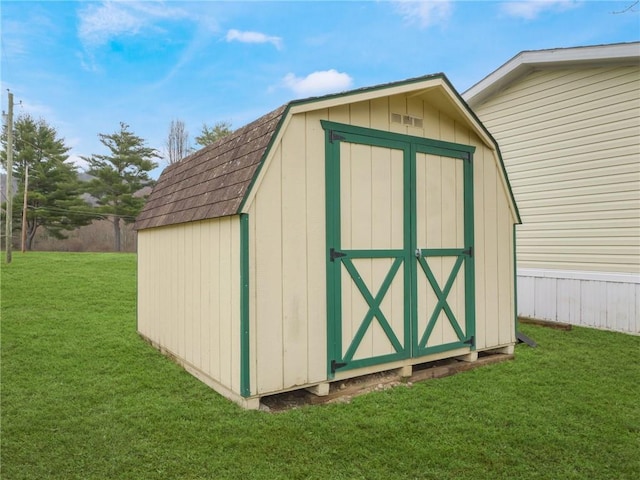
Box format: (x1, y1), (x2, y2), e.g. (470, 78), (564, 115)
(463, 42), (640, 107)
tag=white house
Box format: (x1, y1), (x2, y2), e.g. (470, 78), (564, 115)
(463, 42), (640, 334)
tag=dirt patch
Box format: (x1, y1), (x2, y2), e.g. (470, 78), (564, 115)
(519, 316), (572, 330)
(260, 352), (513, 412)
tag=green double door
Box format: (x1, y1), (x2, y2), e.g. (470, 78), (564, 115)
(323, 121), (475, 375)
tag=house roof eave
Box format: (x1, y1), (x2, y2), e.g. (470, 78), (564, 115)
(463, 42), (640, 107)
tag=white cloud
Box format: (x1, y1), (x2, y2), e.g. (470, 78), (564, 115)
(78, 2), (144, 47)
(77, 1), (189, 47)
(283, 70), (354, 97)
(501, 0), (580, 19)
(76, 1), (211, 73)
(225, 29), (283, 49)
(392, 0), (453, 28)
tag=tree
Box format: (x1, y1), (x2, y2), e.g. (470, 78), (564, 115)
(194, 121), (233, 147)
(1, 115), (92, 251)
(82, 122), (159, 251)
(165, 119), (191, 164)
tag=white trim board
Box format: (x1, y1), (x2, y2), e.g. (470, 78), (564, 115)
(517, 270), (639, 334)
(463, 42), (640, 106)
(518, 268), (640, 285)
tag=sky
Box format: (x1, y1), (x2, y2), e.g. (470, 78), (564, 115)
(1, 0), (639, 178)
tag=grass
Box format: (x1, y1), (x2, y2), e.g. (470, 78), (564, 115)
(1, 252), (639, 480)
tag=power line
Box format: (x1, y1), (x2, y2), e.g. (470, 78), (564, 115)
(25, 204), (137, 221)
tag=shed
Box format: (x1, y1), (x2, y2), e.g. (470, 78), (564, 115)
(135, 74), (521, 409)
(463, 42), (640, 334)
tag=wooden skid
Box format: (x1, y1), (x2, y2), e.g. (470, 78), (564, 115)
(142, 329), (514, 411)
(261, 352), (514, 411)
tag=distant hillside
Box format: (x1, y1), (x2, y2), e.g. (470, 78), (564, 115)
(0, 173), (18, 209)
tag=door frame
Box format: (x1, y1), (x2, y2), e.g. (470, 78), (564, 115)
(322, 120), (476, 378)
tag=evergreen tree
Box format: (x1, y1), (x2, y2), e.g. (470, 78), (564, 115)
(1, 115), (92, 250)
(83, 122), (159, 251)
(194, 121), (233, 147)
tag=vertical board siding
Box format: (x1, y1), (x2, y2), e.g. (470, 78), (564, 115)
(137, 217), (241, 392)
(281, 115), (309, 388)
(305, 109), (330, 383)
(517, 272), (640, 333)
(474, 65), (640, 274)
(247, 94), (517, 395)
(250, 118), (329, 395)
(471, 138), (488, 349)
(253, 144), (285, 394)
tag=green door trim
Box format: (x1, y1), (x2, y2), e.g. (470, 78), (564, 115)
(323, 120), (476, 377)
(324, 122), (413, 376)
(239, 213), (251, 397)
(340, 256), (405, 363)
(416, 253), (466, 349)
(321, 120), (476, 158)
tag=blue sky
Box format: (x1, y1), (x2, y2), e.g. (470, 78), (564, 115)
(2, 0), (639, 177)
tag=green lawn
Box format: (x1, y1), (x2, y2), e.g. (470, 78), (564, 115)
(1, 252), (639, 480)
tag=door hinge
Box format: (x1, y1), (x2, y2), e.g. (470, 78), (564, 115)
(415, 248), (422, 259)
(464, 246), (473, 257)
(330, 131), (345, 143)
(331, 360), (347, 373)
(330, 248), (347, 262)
(464, 336), (475, 346)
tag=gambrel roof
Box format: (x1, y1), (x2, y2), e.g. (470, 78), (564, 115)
(136, 73), (520, 230)
(135, 105), (286, 230)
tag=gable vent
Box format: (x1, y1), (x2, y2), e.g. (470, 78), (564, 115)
(391, 113), (423, 128)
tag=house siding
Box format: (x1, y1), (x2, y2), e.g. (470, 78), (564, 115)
(474, 65), (640, 274)
(472, 64), (640, 333)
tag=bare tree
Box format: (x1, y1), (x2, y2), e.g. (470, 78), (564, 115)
(612, 1), (639, 13)
(165, 119), (191, 164)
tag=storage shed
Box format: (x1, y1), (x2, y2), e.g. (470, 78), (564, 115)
(463, 43), (640, 334)
(135, 74), (521, 409)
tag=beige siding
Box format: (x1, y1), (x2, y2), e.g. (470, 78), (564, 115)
(246, 112), (330, 395)
(467, 132), (517, 350)
(339, 143), (405, 361)
(474, 65), (640, 273)
(245, 95), (517, 394)
(137, 217), (241, 392)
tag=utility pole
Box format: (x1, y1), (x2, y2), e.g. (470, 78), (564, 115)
(21, 163), (28, 252)
(5, 91), (13, 264)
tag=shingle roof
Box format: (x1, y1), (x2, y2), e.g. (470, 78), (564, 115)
(134, 104), (287, 230)
(136, 75), (458, 231)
